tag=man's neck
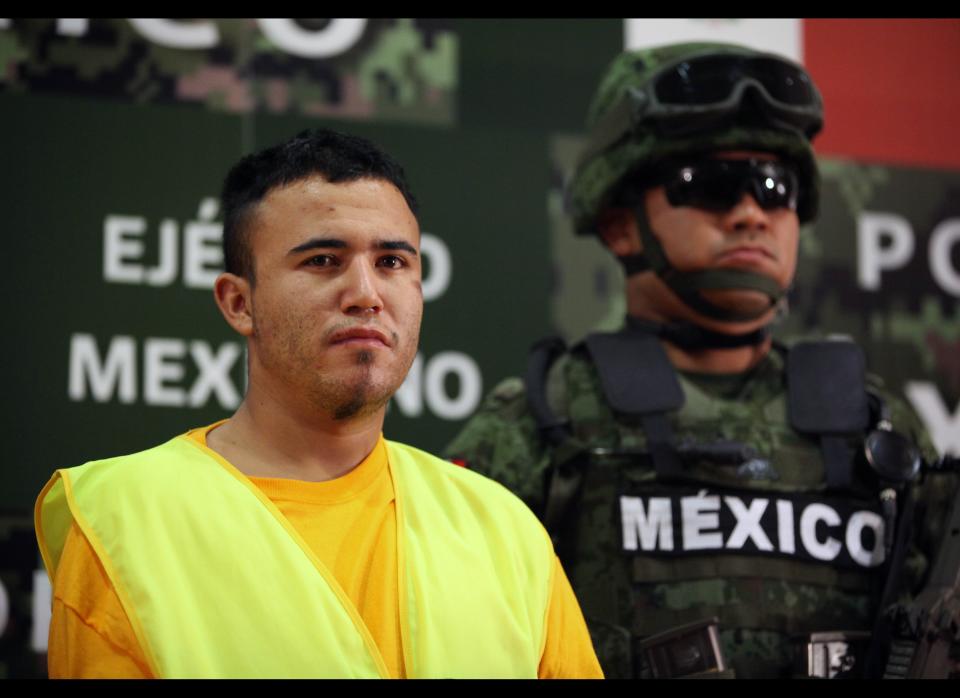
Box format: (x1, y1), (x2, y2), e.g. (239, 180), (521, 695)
(206, 383), (385, 483)
(661, 337), (772, 374)
(625, 309), (772, 374)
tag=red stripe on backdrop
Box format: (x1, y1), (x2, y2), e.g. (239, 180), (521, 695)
(803, 19), (960, 171)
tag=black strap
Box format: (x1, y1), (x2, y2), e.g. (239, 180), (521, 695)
(584, 332), (686, 482)
(523, 337), (589, 542)
(618, 253), (651, 277)
(864, 486), (917, 678)
(822, 436), (855, 490)
(584, 332), (685, 415)
(630, 208), (783, 323)
(642, 414), (685, 481)
(524, 336), (571, 446)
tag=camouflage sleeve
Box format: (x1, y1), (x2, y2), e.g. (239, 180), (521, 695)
(868, 374), (960, 594)
(443, 376), (552, 515)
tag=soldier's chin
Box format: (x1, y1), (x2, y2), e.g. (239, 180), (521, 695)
(698, 289), (778, 323)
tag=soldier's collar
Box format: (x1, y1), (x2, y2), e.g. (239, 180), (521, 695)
(624, 316), (771, 349)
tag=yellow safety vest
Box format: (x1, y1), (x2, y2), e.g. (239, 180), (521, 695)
(36, 434), (554, 678)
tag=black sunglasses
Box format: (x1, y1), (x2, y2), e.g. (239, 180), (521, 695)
(655, 159), (800, 213)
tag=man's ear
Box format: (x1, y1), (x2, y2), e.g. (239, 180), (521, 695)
(596, 207), (643, 257)
(213, 272), (254, 337)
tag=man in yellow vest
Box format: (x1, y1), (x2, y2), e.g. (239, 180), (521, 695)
(35, 128), (603, 679)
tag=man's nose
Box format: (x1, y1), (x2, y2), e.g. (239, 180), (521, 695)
(341, 259), (384, 315)
(723, 193), (771, 234)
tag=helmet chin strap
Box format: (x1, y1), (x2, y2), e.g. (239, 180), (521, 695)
(619, 204), (787, 324)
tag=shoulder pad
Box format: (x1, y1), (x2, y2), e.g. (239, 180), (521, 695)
(787, 339), (869, 434)
(584, 331), (684, 415)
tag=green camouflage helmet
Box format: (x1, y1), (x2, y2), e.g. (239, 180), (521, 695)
(567, 42), (824, 236)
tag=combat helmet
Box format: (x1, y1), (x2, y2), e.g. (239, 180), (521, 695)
(567, 42), (824, 325)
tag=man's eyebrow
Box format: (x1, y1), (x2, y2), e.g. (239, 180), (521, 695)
(287, 238), (347, 255)
(378, 240), (418, 256)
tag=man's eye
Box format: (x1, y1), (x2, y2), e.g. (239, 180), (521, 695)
(378, 255), (406, 269)
(305, 255), (338, 268)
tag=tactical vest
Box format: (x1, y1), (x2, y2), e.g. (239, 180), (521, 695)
(36, 433), (553, 678)
(526, 330), (909, 679)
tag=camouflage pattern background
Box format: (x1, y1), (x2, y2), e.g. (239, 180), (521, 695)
(0, 19), (456, 125)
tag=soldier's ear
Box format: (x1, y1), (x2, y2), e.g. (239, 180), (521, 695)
(597, 208), (643, 256)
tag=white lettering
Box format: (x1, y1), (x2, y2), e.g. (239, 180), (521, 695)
(776, 499), (796, 554)
(68, 334), (136, 403)
(183, 199), (224, 289)
(144, 338), (187, 407)
(681, 491), (722, 551)
(188, 341), (241, 409)
(393, 353), (424, 417)
(845, 511), (886, 568)
(620, 496), (673, 551)
(929, 218), (960, 297)
(144, 219), (178, 286)
(420, 233), (452, 302)
(799, 503), (842, 561)
(424, 351), (482, 420)
(128, 18), (219, 49)
(56, 18), (88, 36)
(70, 334), (245, 408)
(905, 381), (960, 456)
(103, 215), (146, 284)
(725, 496), (773, 551)
(256, 19), (366, 59)
(857, 211), (914, 291)
(31, 570), (51, 653)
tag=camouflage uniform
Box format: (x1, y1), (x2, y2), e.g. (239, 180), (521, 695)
(446, 342), (950, 678)
(445, 43), (957, 679)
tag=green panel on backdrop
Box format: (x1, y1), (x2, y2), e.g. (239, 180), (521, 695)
(2, 91), (249, 511)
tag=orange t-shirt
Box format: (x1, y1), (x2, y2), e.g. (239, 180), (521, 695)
(47, 429), (602, 678)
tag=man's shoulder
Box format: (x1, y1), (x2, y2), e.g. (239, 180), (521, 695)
(387, 440), (545, 525)
(64, 433), (206, 487)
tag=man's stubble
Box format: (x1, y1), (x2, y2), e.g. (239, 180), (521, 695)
(251, 304), (416, 421)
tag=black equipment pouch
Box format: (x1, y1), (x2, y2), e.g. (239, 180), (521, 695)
(584, 332), (686, 481)
(787, 341), (870, 490)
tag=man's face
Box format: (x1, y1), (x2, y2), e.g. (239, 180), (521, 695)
(633, 151), (800, 325)
(243, 175), (422, 420)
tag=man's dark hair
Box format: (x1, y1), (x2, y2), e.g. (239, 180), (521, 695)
(221, 128), (419, 281)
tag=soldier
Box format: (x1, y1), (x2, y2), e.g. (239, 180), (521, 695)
(445, 42), (955, 678)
